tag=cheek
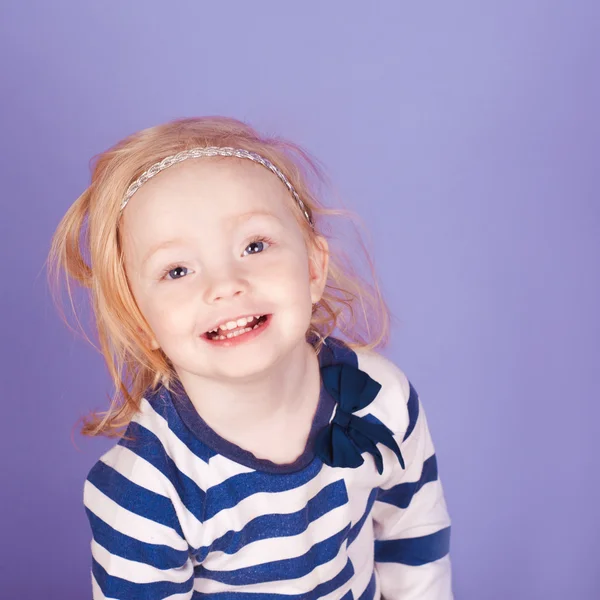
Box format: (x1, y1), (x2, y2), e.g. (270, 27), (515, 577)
(260, 253), (312, 296)
(261, 261), (314, 325)
(138, 289), (197, 339)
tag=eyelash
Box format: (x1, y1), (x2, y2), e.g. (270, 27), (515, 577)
(159, 235), (274, 281)
(244, 235), (273, 255)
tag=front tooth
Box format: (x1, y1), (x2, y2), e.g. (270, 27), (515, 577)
(236, 317), (248, 327)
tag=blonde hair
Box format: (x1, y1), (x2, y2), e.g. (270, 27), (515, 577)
(48, 117), (391, 437)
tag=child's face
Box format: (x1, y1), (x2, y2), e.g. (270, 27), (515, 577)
(120, 158), (328, 384)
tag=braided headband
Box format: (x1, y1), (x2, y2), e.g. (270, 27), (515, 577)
(120, 146), (314, 228)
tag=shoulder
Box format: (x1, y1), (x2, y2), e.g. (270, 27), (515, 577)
(353, 347), (417, 437)
(354, 347), (411, 401)
(83, 424), (189, 554)
(84, 386), (209, 510)
(84, 397), (173, 506)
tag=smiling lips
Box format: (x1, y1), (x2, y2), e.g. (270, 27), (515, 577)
(205, 315), (269, 340)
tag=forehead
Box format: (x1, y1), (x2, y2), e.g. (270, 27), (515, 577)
(120, 157), (296, 238)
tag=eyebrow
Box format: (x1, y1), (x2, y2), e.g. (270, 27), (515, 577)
(141, 210), (282, 267)
(142, 238), (189, 268)
(231, 209), (282, 226)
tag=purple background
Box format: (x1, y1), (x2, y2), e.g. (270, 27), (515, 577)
(1, 1), (598, 598)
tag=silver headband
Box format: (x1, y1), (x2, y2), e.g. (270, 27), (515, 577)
(120, 146), (314, 227)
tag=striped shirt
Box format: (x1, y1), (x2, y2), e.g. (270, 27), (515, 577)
(84, 338), (453, 599)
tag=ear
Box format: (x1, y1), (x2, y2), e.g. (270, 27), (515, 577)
(149, 338), (160, 351)
(308, 235), (329, 304)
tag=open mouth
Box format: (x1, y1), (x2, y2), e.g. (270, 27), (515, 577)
(204, 314), (270, 341)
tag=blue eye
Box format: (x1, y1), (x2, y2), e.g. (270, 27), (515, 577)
(243, 239), (270, 256)
(165, 266), (188, 280)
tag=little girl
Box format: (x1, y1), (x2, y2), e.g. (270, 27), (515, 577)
(49, 117), (453, 599)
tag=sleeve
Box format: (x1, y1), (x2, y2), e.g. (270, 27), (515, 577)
(83, 450), (195, 600)
(372, 375), (453, 600)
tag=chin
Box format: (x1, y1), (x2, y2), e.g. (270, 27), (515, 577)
(212, 352), (282, 382)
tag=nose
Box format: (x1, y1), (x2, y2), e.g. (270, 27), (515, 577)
(202, 267), (249, 305)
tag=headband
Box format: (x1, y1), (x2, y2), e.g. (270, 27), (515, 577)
(120, 146), (314, 227)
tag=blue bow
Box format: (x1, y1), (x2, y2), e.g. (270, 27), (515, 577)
(315, 363), (405, 474)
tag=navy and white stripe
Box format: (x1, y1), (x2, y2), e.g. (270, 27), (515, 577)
(84, 339), (452, 599)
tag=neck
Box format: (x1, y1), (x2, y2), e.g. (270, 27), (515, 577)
(175, 340), (320, 435)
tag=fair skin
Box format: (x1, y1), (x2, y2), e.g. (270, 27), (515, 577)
(120, 158), (329, 463)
